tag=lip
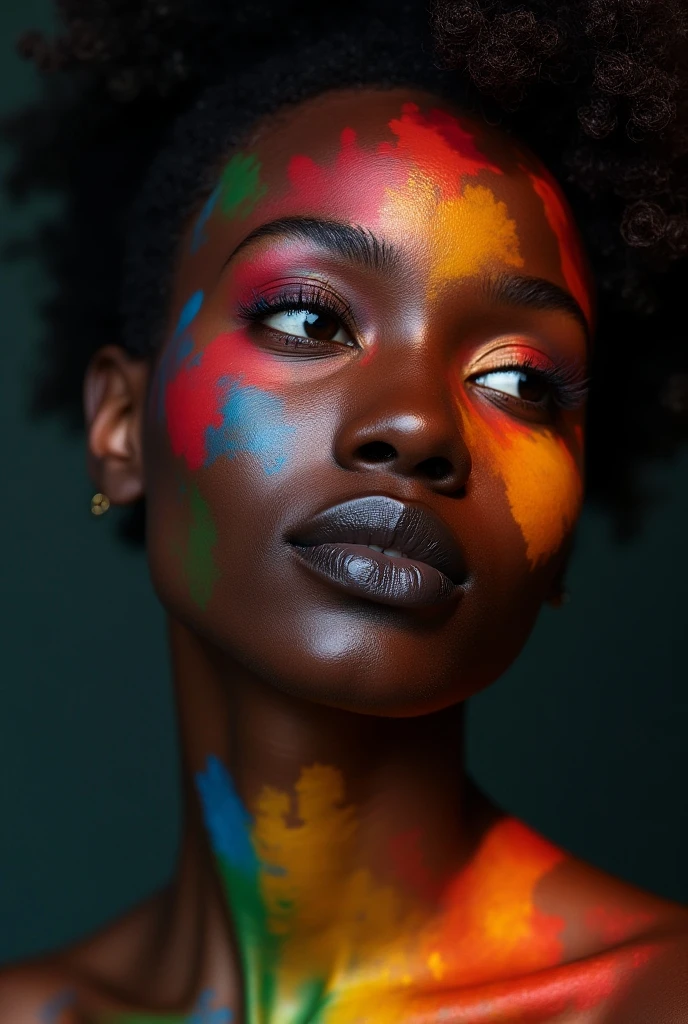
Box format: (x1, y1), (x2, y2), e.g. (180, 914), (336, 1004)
(287, 495), (466, 608)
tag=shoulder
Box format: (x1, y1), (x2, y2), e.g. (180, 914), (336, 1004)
(523, 821), (688, 1020)
(0, 889), (168, 1023)
(602, 926), (688, 1023)
(0, 966), (81, 1023)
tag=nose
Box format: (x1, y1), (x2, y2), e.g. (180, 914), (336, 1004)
(333, 375), (472, 496)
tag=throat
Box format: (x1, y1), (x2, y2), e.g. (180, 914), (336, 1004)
(195, 755), (430, 1020)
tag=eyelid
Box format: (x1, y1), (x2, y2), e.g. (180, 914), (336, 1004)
(465, 339), (561, 376)
(236, 275), (361, 336)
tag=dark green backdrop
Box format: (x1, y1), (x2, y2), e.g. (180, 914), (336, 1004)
(1, 0), (686, 967)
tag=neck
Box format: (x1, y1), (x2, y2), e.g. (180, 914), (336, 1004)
(168, 618), (495, 1016)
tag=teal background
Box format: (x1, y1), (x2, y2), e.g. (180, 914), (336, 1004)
(1, 0), (686, 966)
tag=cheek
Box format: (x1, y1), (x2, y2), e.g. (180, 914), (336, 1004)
(149, 324), (299, 612)
(155, 327), (297, 476)
(460, 401), (583, 568)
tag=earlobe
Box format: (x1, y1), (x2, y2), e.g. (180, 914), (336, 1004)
(84, 345), (150, 506)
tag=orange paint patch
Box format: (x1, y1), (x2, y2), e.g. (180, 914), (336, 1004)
(459, 397), (582, 567)
(421, 818), (566, 989)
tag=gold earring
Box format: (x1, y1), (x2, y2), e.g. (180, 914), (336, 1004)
(91, 492), (111, 516)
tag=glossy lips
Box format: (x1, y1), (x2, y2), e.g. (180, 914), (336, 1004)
(288, 496), (466, 608)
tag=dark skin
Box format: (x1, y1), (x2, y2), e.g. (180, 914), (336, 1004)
(1, 88), (687, 1022)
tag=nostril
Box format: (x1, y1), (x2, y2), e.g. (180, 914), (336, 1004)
(357, 440), (397, 463)
(419, 456), (453, 481)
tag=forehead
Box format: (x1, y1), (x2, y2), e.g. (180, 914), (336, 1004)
(193, 88), (592, 322)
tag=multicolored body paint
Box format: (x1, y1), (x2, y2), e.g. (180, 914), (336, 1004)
(189, 755), (658, 1023)
(158, 100), (591, 610)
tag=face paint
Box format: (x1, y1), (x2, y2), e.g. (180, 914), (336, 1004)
(381, 176), (524, 297)
(191, 153), (268, 253)
(277, 105), (524, 299)
(159, 317), (296, 476)
(153, 291), (205, 423)
(522, 163), (593, 326)
(456, 385), (582, 567)
(381, 103), (504, 184)
(205, 376), (295, 476)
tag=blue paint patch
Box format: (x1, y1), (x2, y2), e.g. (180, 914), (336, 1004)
(153, 291), (205, 422)
(204, 376), (295, 475)
(175, 290), (205, 336)
(188, 988), (233, 1024)
(191, 184), (222, 254)
(40, 989), (76, 1023)
(196, 755), (257, 873)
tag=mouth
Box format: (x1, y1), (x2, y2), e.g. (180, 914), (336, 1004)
(287, 495), (467, 608)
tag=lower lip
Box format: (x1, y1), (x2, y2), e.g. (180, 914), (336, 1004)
(290, 543), (460, 608)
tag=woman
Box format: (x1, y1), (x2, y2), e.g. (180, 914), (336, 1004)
(2, 0), (687, 1020)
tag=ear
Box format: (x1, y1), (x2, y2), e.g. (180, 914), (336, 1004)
(84, 345), (151, 505)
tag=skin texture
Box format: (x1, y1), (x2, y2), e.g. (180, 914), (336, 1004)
(1, 88), (687, 1022)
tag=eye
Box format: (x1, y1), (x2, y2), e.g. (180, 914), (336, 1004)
(262, 308), (354, 346)
(473, 369), (549, 405)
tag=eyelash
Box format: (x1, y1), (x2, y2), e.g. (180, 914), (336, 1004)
(237, 283), (357, 340)
(236, 285), (588, 411)
(473, 354), (590, 411)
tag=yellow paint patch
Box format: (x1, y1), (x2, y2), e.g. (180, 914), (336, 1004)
(380, 174), (524, 297)
(252, 764), (421, 997)
(247, 767), (570, 1020)
(427, 951), (446, 980)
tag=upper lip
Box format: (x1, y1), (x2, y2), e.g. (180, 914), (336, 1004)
(288, 495), (466, 584)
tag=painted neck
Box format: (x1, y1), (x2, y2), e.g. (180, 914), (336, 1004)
(167, 618), (489, 1011)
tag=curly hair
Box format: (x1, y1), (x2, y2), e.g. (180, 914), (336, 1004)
(5, 0), (688, 537)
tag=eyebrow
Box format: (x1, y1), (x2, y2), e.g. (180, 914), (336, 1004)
(226, 216), (400, 273)
(481, 273), (591, 342)
(225, 216), (591, 340)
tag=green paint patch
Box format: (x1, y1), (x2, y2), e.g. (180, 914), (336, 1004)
(219, 153), (267, 219)
(186, 484), (219, 610)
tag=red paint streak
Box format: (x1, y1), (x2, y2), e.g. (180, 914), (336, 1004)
(406, 942), (658, 1022)
(283, 105), (502, 220)
(522, 164), (593, 327)
(380, 103), (503, 196)
(388, 828), (442, 904)
(164, 329), (285, 471)
(285, 126), (407, 218)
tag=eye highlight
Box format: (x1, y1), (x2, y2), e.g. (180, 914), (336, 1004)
(473, 368), (550, 405)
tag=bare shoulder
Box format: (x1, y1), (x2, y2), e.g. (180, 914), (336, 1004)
(603, 926), (688, 1023)
(0, 888), (168, 1022)
(0, 964), (82, 1023)
(532, 826), (688, 1018)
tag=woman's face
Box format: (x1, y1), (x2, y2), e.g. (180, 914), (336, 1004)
(142, 87), (592, 715)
